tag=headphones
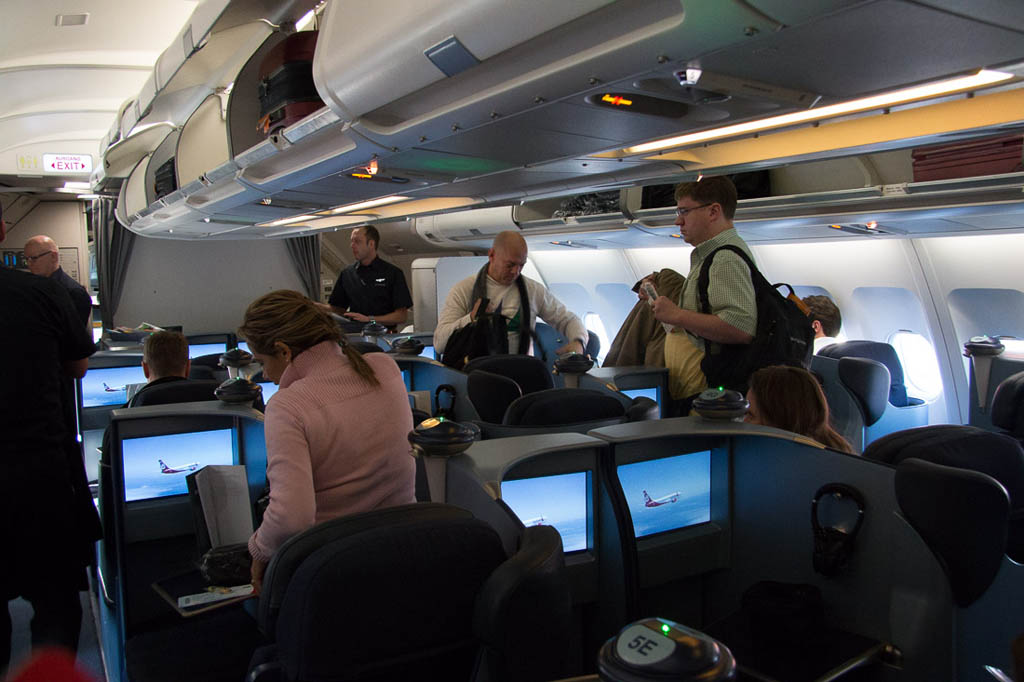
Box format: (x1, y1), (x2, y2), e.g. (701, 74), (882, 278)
(811, 483), (866, 577)
(434, 384), (456, 421)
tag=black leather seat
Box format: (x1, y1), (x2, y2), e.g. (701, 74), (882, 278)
(992, 370), (1024, 442)
(864, 424), (1024, 563)
(189, 353), (228, 381)
(467, 370), (522, 424)
(895, 458), (1010, 607)
(504, 387), (624, 426)
(818, 340), (922, 407)
(248, 503), (571, 682)
(810, 355), (890, 452)
(463, 354), (554, 395)
(129, 379), (221, 407)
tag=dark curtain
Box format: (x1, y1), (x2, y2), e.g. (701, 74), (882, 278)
(286, 235), (321, 300)
(92, 198), (135, 329)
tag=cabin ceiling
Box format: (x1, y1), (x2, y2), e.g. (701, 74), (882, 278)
(0, 0), (199, 199)
(3, 0), (1024, 243)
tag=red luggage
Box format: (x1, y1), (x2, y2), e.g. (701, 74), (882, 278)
(257, 31), (324, 137)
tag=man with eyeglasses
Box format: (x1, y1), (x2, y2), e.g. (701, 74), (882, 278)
(23, 235), (91, 327)
(641, 176), (757, 416)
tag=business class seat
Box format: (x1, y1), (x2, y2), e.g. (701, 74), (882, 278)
(129, 378), (221, 406)
(810, 355), (890, 452)
(248, 503), (571, 682)
(991, 370), (1024, 443)
(189, 353), (228, 381)
(818, 340), (929, 444)
(532, 323), (600, 371)
(464, 354), (554, 394)
(864, 424), (1024, 563)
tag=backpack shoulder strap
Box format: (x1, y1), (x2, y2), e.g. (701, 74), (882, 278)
(470, 264), (490, 305)
(515, 274), (532, 355)
(697, 244), (757, 315)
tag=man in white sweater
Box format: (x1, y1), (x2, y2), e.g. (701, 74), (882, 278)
(434, 231), (587, 357)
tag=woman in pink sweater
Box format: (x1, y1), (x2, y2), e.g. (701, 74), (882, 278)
(238, 290), (415, 592)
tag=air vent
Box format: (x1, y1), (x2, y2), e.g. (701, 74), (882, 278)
(55, 13), (89, 27)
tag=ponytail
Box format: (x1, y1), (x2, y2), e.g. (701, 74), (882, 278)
(339, 337), (380, 387)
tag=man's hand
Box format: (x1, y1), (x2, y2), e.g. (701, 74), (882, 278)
(651, 296), (682, 328)
(251, 557), (267, 595)
(556, 340), (585, 355)
(343, 312), (370, 323)
(470, 299), (495, 320)
(637, 273), (658, 302)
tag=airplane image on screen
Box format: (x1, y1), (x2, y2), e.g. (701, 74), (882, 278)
(103, 382), (126, 392)
(521, 516), (546, 527)
(643, 490), (680, 507)
(159, 459), (198, 474)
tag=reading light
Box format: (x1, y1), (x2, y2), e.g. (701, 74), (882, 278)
(866, 221), (878, 229)
(366, 158), (379, 175)
(625, 69), (1013, 155)
(677, 68), (702, 86)
(263, 214), (317, 227)
(329, 195), (409, 214)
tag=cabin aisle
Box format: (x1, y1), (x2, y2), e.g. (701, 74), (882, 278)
(6, 592), (105, 680)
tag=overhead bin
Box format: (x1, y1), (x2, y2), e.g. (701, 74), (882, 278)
(414, 206), (516, 245)
(176, 95), (231, 188)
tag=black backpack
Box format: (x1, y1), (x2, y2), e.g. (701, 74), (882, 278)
(698, 245), (813, 392)
(440, 265), (533, 370)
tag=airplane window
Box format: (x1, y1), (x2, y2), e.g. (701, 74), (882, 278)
(584, 312), (610, 365)
(888, 330), (942, 402)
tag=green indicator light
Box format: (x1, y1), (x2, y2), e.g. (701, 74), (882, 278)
(661, 624), (671, 634)
(718, 386), (724, 391)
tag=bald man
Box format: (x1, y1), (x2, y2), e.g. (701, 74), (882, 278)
(23, 236), (91, 327)
(434, 231), (587, 359)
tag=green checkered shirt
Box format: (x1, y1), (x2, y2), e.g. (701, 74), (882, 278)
(676, 227), (758, 351)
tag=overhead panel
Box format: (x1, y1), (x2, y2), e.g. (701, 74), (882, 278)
(697, 0), (1024, 99)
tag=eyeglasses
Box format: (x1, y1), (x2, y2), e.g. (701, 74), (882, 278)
(24, 251), (56, 263)
(675, 203), (713, 218)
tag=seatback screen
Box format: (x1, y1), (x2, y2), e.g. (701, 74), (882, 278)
(621, 387), (658, 403)
(617, 451), (711, 538)
(501, 472), (588, 552)
(188, 343), (227, 358)
(81, 365), (147, 407)
(121, 428), (235, 502)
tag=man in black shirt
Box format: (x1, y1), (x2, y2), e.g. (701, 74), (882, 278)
(23, 235), (91, 328)
(1, 222), (98, 671)
(319, 226), (413, 331)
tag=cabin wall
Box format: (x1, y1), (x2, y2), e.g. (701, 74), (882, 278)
(114, 238), (305, 335)
(6, 201), (90, 288)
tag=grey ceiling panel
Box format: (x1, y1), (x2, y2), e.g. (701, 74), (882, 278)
(914, 0), (1024, 33)
(698, 0), (1024, 99)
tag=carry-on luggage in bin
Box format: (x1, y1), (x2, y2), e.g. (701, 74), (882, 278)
(911, 134), (1023, 182)
(257, 31), (324, 137)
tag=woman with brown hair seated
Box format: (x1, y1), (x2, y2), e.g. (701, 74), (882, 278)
(744, 365), (854, 454)
(238, 290), (415, 592)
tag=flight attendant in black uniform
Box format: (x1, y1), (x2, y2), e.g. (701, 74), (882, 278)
(1, 205), (98, 672)
(318, 226), (413, 331)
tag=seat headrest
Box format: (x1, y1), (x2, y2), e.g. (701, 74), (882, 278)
(863, 424), (1024, 509)
(259, 503), (491, 636)
(463, 354), (554, 394)
(347, 340), (384, 354)
(189, 352), (226, 368)
(473, 525), (572, 681)
(819, 340), (911, 407)
(129, 379), (220, 407)
(992, 371), (1024, 438)
(836, 357), (890, 426)
(272, 503), (507, 682)
(895, 458), (1009, 607)
(503, 388), (625, 426)
(467, 370), (522, 424)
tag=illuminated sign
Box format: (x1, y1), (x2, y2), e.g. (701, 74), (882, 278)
(43, 153), (93, 174)
(601, 94), (634, 107)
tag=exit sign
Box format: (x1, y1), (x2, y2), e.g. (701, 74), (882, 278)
(43, 153), (93, 174)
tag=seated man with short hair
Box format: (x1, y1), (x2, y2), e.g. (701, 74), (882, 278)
(802, 295), (842, 354)
(126, 331), (193, 407)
